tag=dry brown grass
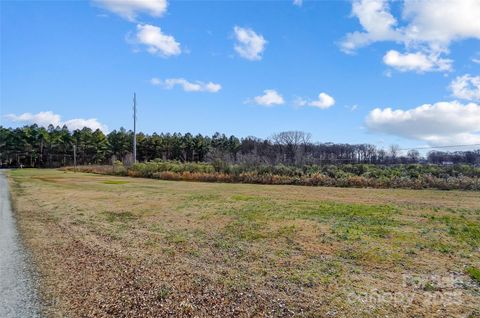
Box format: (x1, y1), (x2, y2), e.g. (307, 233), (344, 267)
(8, 169), (480, 317)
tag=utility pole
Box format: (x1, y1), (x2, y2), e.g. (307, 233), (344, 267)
(133, 92), (137, 164)
(73, 144), (77, 173)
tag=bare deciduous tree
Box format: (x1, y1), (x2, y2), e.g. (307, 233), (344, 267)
(271, 131), (311, 164)
(407, 149), (420, 162)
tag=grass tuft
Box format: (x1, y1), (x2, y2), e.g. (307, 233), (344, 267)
(466, 266), (480, 284)
(102, 211), (137, 222)
(156, 285), (171, 301)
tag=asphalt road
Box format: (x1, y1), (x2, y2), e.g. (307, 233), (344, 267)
(0, 171), (42, 317)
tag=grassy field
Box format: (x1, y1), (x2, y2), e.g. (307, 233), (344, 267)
(8, 169), (480, 317)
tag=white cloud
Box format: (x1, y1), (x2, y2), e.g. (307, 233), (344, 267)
(365, 101), (480, 146)
(150, 77), (221, 93)
(63, 118), (108, 131)
(150, 78), (162, 85)
(4, 111), (108, 132)
(250, 89), (284, 106)
(402, 0), (480, 50)
(5, 111), (62, 127)
(342, 0), (480, 72)
(135, 24), (181, 57)
(383, 50), (452, 72)
(309, 93), (336, 109)
(233, 26), (267, 61)
(343, 0), (480, 52)
(295, 92), (335, 109)
(341, 0), (400, 52)
(293, 0), (303, 6)
(450, 74), (480, 101)
(93, 0), (167, 21)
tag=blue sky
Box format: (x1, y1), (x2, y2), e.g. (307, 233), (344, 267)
(1, 0), (480, 150)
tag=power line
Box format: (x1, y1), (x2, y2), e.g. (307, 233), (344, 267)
(398, 144), (480, 151)
(308, 142), (480, 152)
(306, 143), (480, 163)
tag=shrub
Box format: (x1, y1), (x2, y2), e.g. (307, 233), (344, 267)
(62, 161), (480, 191)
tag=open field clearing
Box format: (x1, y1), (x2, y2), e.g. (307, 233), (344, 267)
(8, 169), (480, 317)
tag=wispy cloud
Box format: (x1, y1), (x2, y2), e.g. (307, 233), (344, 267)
(345, 104), (358, 112)
(4, 111), (108, 132)
(293, 0), (303, 6)
(93, 0), (167, 21)
(151, 77), (221, 93)
(450, 74), (480, 101)
(233, 26), (267, 61)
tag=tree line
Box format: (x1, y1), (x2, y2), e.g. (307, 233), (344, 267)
(1, 125), (479, 168)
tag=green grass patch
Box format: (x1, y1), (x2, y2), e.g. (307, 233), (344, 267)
(285, 258), (343, 287)
(466, 266), (480, 283)
(188, 193), (222, 201)
(429, 215), (480, 248)
(222, 199), (398, 241)
(102, 211), (137, 222)
(230, 194), (260, 201)
(102, 180), (129, 184)
(224, 219), (267, 241)
(164, 230), (189, 244)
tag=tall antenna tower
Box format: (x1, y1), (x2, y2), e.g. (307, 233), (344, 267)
(133, 92), (137, 164)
